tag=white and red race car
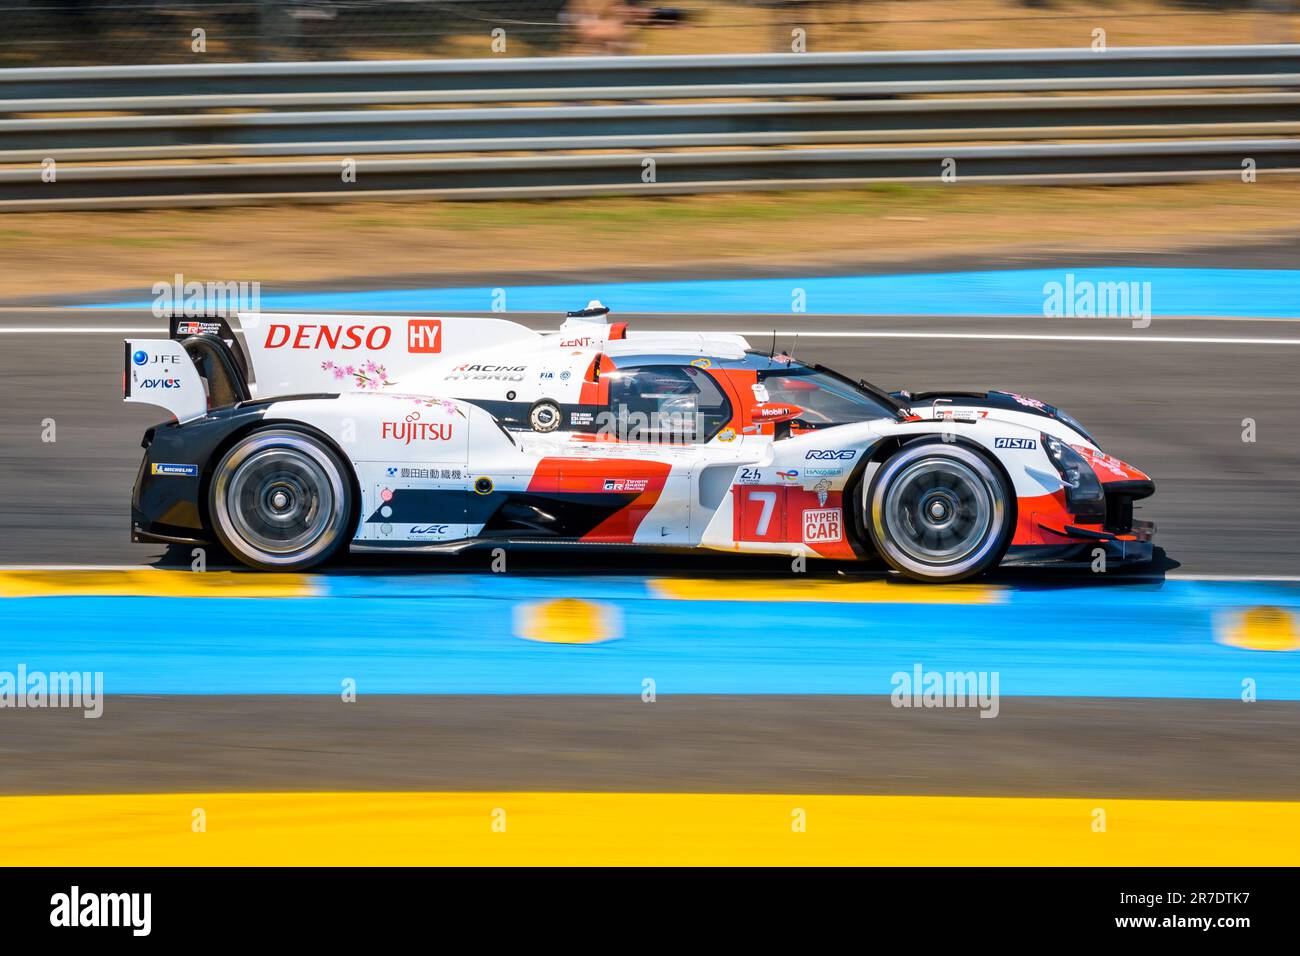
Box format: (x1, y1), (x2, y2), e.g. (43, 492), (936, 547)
(124, 303), (1154, 581)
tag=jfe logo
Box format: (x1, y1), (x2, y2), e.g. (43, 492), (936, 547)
(993, 437), (1037, 449)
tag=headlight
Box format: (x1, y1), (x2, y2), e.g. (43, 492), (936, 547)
(1041, 432), (1106, 523)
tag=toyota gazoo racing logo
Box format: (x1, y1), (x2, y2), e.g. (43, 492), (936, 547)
(805, 449), (857, 460)
(443, 363), (527, 383)
(381, 411), (455, 445)
(602, 477), (648, 493)
(175, 319), (225, 337)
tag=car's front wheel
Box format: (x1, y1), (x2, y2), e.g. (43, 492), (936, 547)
(208, 427), (354, 571)
(865, 441), (1013, 582)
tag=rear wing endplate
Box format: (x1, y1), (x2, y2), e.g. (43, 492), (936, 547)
(124, 339), (207, 423)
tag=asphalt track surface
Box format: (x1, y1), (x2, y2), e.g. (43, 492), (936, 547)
(2, 305), (1298, 803)
(4, 696), (1297, 798)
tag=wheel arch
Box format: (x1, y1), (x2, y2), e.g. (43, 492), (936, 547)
(198, 417), (362, 547)
(845, 432), (1018, 565)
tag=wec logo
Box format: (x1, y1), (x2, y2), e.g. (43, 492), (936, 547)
(805, 450), (856, 460)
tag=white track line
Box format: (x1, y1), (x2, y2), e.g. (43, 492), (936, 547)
(3, 326), (1300, 346)
(0, 327), (159, 333)
(1166, 573), (1300, 582)
(733, 330), (1300, 345)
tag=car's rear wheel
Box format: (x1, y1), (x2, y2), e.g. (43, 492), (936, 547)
(865, 441), (1012, 582)
(209, 427), (354, 571)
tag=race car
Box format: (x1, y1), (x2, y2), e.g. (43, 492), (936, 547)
(123, 303), (1155, 581)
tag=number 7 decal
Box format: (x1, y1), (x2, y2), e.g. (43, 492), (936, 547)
(749, 490), (777, 537)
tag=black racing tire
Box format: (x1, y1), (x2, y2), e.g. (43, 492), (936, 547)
(864, 441), (1013, 583)
(529, 399), (563, 433)
(208, 426), (355, 571)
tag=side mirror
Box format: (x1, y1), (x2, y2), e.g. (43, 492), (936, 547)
(750, 402), (804, 424)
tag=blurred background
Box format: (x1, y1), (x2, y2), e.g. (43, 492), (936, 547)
(1, 0), (1296, 65)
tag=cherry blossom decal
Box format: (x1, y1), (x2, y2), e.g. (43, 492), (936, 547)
(321, 360), (394, 390)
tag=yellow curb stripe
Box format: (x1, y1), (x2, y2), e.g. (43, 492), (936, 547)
(0, 569), (317, 599)
(513, 598), (621, 644)
(1217, 606), (1300, 651)
(1, 792), (1294, 866)
(650, 577), (1004, 604)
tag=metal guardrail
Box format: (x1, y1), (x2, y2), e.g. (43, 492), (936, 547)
(1, 45), (1298, 210)
(7, 45), (1300, 100)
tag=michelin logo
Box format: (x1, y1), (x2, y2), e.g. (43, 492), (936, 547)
(151, 463), (199, 477)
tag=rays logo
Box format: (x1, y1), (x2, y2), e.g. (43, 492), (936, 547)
(805, 449), (856, 460)
(994, 437), (1037, 449)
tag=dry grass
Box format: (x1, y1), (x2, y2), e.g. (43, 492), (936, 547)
(2, 180), (1298, 298)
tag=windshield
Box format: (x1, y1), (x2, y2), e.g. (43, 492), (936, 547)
(755, 359), (906, 425)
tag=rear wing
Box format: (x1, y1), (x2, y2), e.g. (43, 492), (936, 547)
(126, 331), (253, 423)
